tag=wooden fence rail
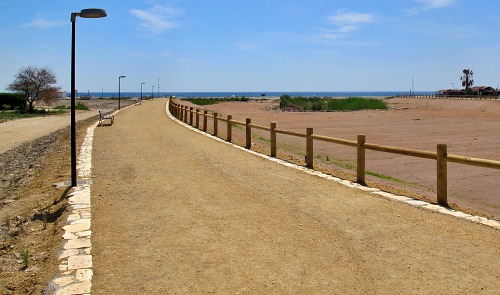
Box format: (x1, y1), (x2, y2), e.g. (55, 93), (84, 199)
(168, 99), (500, 207)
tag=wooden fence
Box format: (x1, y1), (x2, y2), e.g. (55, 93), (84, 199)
(396, 94), (500, 100)
(168, 99), (500, 207)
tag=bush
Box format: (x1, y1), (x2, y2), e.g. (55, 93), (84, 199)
(0, 93), (25, 110)
(76, 102), (89, 110)
(327, 97), (388, 111)
(280, 95), (388, 111)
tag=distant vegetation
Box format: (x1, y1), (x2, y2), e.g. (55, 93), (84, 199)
(186, 96), (250, 106)
(279, 95), (388, 111)
(0, 93), (25, 111)
(76, 101), (89, 110)
(0, 92), (68, 122)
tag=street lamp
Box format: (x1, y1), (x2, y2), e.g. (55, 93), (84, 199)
(411, 75), (414, 96)
(118, 75), (126, 110)
(158, 77), (160, 97)
(71, 8), (107, 187)
(140, 82), (145, 102)
(152, 85), (155, 98)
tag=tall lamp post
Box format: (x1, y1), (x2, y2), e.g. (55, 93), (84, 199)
(71, 8), (107, 187)
(118, 75), (126, 110)
(157, 77), (160, 97)
(140, 82), (145, 102)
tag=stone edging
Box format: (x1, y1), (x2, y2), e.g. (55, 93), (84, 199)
(165, 102), (500, 230)
(45, 103), (141, 295)
(44, 122), (97, 294)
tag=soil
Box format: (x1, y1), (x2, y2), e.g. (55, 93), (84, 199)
(91, 99), (500, 294)
(1, 97), (499, 293)
(0, 98), (135, 294)
(199, 97), (500, 220)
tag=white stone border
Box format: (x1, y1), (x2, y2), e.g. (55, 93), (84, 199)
(45, 122), (97, 295)
(166, 102), (500, 230)
(46, 103), (141, 294)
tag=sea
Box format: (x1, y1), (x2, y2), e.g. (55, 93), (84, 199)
(69, 91), (435, 99)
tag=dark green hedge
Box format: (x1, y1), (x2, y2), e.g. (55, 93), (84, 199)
(0, 93), (25, 110)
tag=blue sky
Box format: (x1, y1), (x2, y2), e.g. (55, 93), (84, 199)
(1, 0), (500, 93)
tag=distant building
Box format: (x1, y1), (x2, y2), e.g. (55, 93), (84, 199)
(436, 86), (499, 96)
(57, 89), (67, 98)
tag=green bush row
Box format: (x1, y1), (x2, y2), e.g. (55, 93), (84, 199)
(280, 95), (388, 111)
(0, 93), (25, 110)
(187, 96), (249, 106)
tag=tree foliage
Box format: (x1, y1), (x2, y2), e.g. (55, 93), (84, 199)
(461, 69), (474, 95)
(7, 66), (59, 112)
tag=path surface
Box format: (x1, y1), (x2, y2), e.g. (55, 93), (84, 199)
(0, 110), (98, 154)
(91, 99), (500, 294)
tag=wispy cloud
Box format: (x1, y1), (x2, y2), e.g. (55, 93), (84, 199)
(418, 0), (456, 9)
(22, 15), (66, 30)
(130, 5), (183, 36)
(321, 9), (375, 40)
(407, 0), (456, 15)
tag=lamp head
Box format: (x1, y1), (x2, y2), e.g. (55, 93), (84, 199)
(119, 76), (126, 78)
(80, 9), (107, 18)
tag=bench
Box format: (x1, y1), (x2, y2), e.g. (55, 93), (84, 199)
(98, 110), (114, 126)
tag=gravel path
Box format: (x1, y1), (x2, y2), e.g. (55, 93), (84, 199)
(90, 99), (500, 294)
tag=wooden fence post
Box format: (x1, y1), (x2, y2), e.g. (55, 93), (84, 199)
(203, 111), (208, 132)
(189, 107), (193, 125)
(437, 144), (448, 206)
(183, 106), (188, 123)
(246, 118), (252, 149)
(357, 135), (366, 185)
(195, 109), (200, 129)
(213, 112), (218, 136)
(270, 122), (277, 157)
(306, 128), (313, 169)
(227, 115), (232, 142)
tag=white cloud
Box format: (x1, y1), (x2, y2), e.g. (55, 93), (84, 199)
(408, 0), (456, 15)
(323, 10), (375, 39)
(417, 0), (456, 9)
(327, 10), (375, 26)
(22, 15), (66, 30)
(130, 5), (183, 36)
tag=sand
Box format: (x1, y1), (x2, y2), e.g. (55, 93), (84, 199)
(90, 99), (500, 294)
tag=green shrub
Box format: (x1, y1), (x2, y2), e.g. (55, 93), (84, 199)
(0, 93), (25, 110)
(280, 95), (388, 111)
(189, 99), (220, 106)
(76, 102), (89, 110)
(327, 97), (388, 111)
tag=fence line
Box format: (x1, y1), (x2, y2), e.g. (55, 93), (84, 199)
(168, 99), (500, 207)
(396, 94), (500, 100)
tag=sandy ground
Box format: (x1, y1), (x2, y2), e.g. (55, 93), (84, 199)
(0, 110), (97, 154)
(0, 98), (136, 154)
(91, 99), (500, 294)
(198, 97), (500, 219)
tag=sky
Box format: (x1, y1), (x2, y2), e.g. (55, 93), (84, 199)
(1, 0), (500, 93)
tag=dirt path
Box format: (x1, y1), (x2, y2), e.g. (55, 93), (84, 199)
(91, 99), (500, 294)
(0, 110), (99, 154)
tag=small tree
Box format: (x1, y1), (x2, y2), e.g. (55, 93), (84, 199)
(7, 66), (59, 112)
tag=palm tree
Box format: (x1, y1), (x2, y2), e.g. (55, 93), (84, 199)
(461, 69), (474, 95)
